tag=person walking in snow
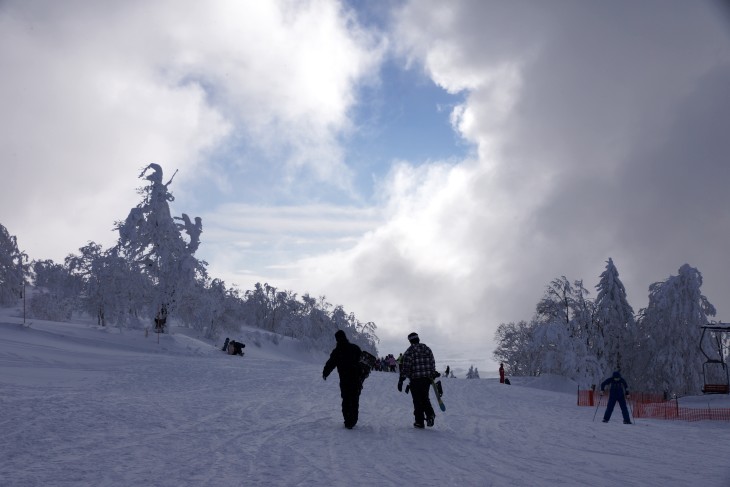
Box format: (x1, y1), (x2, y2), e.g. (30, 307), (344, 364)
(398, 332), (437, 428)
(600, 370), (632, 424)
(499, 363), (505, 384)
(322, 330), (362, 429)
(387, 354), (397, 372)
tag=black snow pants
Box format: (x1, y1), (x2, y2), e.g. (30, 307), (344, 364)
(603, 393), (631, 423)
(409, 377), (435, 425)
(339, 379), (361, 428)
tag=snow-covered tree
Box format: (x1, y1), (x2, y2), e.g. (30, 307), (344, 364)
(466, 366), (480, 379)
(493, 320), (540, 376)
(0, 223), (29, 306)
(594, 258), (635, 373)
(240, 282), (378, 355)
(637, 264), (716, 394)
(531, 277), (602, 385)
(66, 243), (150, 327)
(115, 164), (206, 328)
(176, 278), (243, 339)
(30, 259), (81, 321)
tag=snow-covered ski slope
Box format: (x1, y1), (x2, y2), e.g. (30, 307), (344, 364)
(1, 311), (729, 486)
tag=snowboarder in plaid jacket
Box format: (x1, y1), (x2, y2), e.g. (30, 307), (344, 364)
(398, 332), (437, 428)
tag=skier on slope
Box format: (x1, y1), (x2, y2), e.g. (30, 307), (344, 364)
(600, 370), (632, 424)
(398, 332), (438, 428)
(322, 330), (362, 429)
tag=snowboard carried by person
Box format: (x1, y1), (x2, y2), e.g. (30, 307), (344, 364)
(431, 377), (446, 412)
(359, 350), (377, 389)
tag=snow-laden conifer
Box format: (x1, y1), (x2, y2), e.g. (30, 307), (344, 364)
(594, 258), (635, 374)
(115, 164), (206, 328)
(638, 264), (716, 394)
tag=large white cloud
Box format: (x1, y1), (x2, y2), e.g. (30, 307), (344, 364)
(283, 0), (730, 369)
(0, 0), (383, 261)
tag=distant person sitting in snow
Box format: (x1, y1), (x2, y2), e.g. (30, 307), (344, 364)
(228, 340), (245, 356)
(322, 330), (362, 429)
(600, 370), (631, 424)
(499, 363), (505, 384)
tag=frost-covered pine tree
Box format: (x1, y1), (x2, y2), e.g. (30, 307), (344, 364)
(0, 223), (28, 306)
(115, 164), (206, 328)
(532, 277), (601, 385)
(466, 366), (480, 379)
(638, 264), (716, 394)
(594, 258), (635, 374)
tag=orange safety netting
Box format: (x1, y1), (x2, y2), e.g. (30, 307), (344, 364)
(577, 390), (730, 422)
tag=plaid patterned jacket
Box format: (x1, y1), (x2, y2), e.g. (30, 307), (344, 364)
(400, 343), (436, 380)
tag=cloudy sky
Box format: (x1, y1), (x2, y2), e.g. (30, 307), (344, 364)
(2, 0), (729, 370)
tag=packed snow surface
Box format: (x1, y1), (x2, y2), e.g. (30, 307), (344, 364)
(1, 311), (729, 486)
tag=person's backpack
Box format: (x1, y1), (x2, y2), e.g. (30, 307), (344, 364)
(358, 350), (377, 385)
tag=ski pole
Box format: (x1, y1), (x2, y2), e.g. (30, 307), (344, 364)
(592, 391), (602, 422)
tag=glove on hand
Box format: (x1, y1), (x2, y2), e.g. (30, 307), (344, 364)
(322, 374), (327, 381)
(397, 378), (404, 392)
(405, 384), (410, 395)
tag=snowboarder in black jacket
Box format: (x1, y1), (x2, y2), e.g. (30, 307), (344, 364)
(323, 330), (362, 429)
(600, 370), (632, 424)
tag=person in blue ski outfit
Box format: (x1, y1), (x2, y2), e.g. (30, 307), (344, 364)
(600, 370), (632, 424)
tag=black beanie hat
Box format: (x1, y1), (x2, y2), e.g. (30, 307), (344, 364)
(408, 332), (419, 343)
(335, 330), (347, 343)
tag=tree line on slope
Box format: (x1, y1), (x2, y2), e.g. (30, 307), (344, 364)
(0, 164), (378, 356)
(492, 258), (726, 396)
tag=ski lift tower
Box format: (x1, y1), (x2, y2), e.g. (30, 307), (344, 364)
(699, 323), (730, 394)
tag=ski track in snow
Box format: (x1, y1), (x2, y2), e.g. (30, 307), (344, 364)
(1, 316), (729, 486)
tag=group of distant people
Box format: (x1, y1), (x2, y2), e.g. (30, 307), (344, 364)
(373, 354), (399, 372)
(323, 330), (439, 430)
